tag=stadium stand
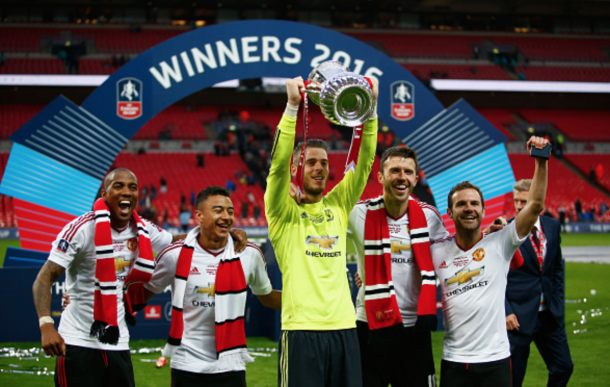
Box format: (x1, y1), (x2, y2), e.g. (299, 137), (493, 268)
(402, 63), (510, 80)
(346, 32), (481, 59)
(490, 35), (610, 62)
(565, 153), (610, 192)
(515, 65), (610, 82)
(0, 58), (65, 74)
(135, 106), (210, 140)
(506, 154), (608, 220)
(518, 109), (610, 142)
(0, 26), (183, 54)
(325, 152), (382, 200)
(113, 152), (267, 227)
(476, 108), (516, 141)
(0, 105), (45, 139)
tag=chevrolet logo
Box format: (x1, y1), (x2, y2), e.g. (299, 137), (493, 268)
(391, 241), (411, 254)
(114, 258), (132, 272)
(446, 267), (484, 286)
(194, 284), (215, 297)
(306, 235), (338, 250)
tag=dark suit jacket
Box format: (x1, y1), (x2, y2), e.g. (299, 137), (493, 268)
(505, 216), (565, 334)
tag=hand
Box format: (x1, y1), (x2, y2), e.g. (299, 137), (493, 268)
(289, 181), (310, 205)
(526, 136), (550, 154)
(483, 217), (507, 234)
(62, 293), (70, 311)
(286, 77), (305, 107)
(355, 272), (363, 289)
(369, 77), (379, 104)
(230, 229), (248, 253)
(41, 324), (66, 356)
(506, 314), (520, 331)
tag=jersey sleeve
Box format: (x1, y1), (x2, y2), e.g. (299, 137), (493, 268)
(347, 204), (366, 257)
(264, 114), (296, 222)
(423, 204), (450, 243)
(146, 220), (174, 254)
(246, 246), (273, 296)
(144, 243), (180, 294)
(327, 118), (378, 217)
(500, 221), (528, 262)
(48, 217), (90, 269)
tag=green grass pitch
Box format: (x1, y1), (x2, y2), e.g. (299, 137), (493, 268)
(0, 236), (608, 386)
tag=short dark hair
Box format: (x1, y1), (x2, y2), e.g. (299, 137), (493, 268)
(380, 146), (419, 173)
(195, 186), (231, 210)
(447, 181), (485, 209)
(292, 139), (329, 166)
(103, 168), (137, 190)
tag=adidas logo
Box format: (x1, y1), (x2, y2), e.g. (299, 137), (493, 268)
(439, 261), (448, 269)
(190, 267), (201, 275)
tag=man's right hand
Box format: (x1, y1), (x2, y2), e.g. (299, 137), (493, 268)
(41, 324), (66, 356)
(286, 77), (305, 107)
(506, 313), (520, 331)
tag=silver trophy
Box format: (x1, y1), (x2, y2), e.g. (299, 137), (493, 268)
(305, 61), (375, 127)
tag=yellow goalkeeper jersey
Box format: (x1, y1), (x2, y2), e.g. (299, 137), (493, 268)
(265, 114), (377, 330)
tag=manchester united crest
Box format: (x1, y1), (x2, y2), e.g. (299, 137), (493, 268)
(472, 248), (485, 262)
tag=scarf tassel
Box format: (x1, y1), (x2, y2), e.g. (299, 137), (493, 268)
(90, 321), (120, 345)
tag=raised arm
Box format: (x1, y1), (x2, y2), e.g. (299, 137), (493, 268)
(515, 136), (549, 238)
(264, 77), (302, 219)
(33, 260), (66, 356)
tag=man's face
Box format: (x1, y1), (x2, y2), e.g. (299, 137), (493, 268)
(379, 156), (419, 204)
(101, 170), (138, 227)
(513, 191), (528, 214)
(448, 188), (485, 233)
(196, 195), (234, 241)
(301, 147), (329, 196)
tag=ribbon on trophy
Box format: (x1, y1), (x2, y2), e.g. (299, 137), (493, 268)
(295, 61), (375, 196)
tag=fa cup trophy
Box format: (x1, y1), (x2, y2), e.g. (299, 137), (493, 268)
(304, 61), (375, 127)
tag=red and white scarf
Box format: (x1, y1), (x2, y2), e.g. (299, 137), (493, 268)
(163, 227), (252, 367)
(90, 198), (155, 345)
(364, 195), (436, 337)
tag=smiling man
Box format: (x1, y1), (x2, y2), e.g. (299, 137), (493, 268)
(32, 168), (179, 387)
(430, 136), (550, 387)
(347, 146), (448, 387)
(144, 186), (280, 387)
(265, 76), (378, 387)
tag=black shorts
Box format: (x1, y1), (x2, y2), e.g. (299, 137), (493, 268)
(171, 368), (246, 387)
(440, 357), (511, 387)
(357, 321), (436, 387)
(278, 329), (362, 387)
(54, 344), (134, 387)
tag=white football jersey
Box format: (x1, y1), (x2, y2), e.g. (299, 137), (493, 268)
(432, 221), (526, 363)
(348, 200), (449, 327)
(145, 240), (272, 374)
(49, 214), (173, 350)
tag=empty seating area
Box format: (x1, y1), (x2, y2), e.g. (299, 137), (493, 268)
(0, 58), (65, 74)
(518, 109), (610, 142)
(515, 65), (610, 82)
(114, 152), (267, 227)
(565, 153), (610, 192)
(476, 108), (516, 140)
(136, 106), (210, 140)
(507, 154), (607, 218)
(491, 35), (610, 62)
(403, 63), (510, 80)
(348, 32), (479, 59)
(0, 26), (183, 54)
(0, 105), (45, 139)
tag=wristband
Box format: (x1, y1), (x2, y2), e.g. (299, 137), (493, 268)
(284, 102), (299, 118)
(39, 316), (55, 327)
